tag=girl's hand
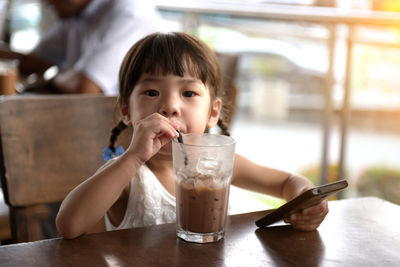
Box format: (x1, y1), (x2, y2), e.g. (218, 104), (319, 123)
(284, 199), (329, 231)
(127, 113), (179, 164)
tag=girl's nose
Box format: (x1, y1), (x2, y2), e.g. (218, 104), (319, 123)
(159, 96), (181, 117)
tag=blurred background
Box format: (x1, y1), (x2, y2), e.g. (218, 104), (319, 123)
(2, 0), (399, 212)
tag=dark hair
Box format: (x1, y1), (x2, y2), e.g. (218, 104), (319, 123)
(108, 32), (235, 152)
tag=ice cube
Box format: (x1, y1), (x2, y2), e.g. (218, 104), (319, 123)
(176, 164), (203, 185)
(196, 157), (222, 176)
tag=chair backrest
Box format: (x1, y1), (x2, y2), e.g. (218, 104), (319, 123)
(0, 95), (131, 242)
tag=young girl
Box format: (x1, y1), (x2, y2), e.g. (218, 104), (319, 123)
(56, 32), (328, 239)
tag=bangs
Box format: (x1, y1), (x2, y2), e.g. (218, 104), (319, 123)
(144, 55), (205, 81)
(141, 34), (210, 84)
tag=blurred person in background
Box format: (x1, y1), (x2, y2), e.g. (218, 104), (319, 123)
(0, 0), (160, 94)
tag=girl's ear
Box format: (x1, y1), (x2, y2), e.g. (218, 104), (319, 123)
(206, 98), (222, 128)
(119, 102), (131, 125)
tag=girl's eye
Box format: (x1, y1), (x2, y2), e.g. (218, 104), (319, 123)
(145, 90), (159, 97)
(182, 91), (196, 97)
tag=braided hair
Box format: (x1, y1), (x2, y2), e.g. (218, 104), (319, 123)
(108, 120), (127, 153)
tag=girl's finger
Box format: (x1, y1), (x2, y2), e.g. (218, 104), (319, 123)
(137, 114), (178, 138)
(301, 200), (329, 216)
(285, 209), (327, 225)
(285, 216), (322, 226)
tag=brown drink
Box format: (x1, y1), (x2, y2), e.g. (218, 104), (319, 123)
(176, 175), (230, 234)
(0, 68), (17, 95)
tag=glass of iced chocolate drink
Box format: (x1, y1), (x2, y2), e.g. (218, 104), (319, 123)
(172, 133), (235, 243)
(0, 59), (18, 95)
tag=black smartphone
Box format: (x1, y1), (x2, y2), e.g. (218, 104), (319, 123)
(255, 179), (348, 228)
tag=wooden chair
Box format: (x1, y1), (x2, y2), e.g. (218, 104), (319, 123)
(0, 95), (131, 243)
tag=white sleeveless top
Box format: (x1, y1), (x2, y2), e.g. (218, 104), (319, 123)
(105, 163), (176, 231)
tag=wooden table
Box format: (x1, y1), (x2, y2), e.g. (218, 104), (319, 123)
(0, 197), (399, 266)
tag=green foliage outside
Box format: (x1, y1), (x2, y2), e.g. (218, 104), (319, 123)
(356, 166), (400, 205)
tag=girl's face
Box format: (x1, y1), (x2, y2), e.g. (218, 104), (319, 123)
(126, 72), (221, 136)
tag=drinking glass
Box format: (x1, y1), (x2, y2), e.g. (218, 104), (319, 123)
(172, 133), (236, 243)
